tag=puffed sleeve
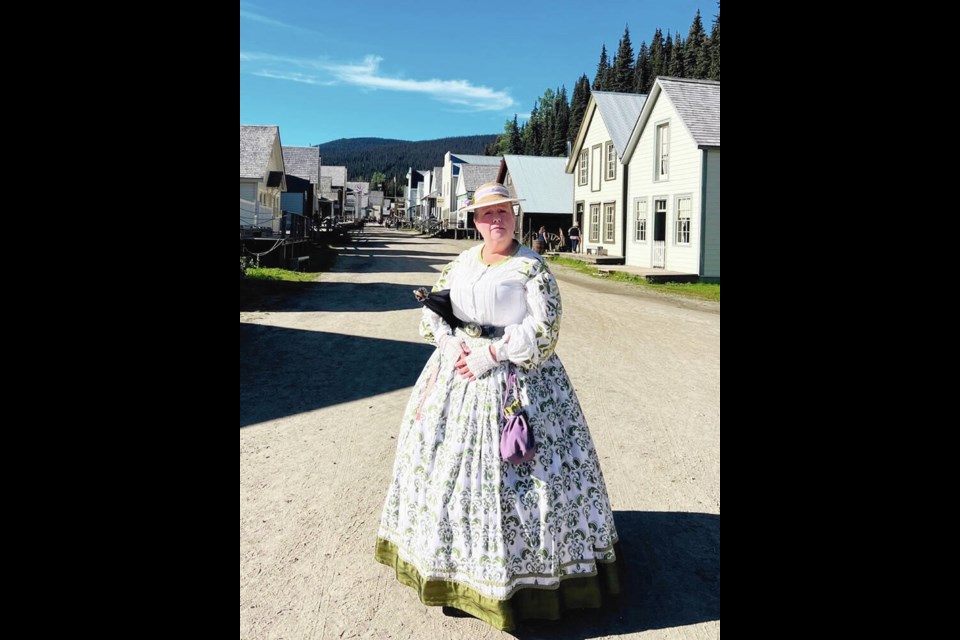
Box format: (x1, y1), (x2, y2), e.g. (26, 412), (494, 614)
(497, 259), (562, 368)
(418, 257), (458, 346)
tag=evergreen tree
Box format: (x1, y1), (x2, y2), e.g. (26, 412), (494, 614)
(540, 119), (554, 156)
(593, 45), (610, 90)
(551, 85), (571, 156)
(536, 88), (556, 156)
(496, 116), (519, 155)
(635, 42), (651, 93)
(663, 31), (673, 77)
(611, 26), (635, 92)
(710, 2), (720, 81)
(523, 101), (541, 155)
(686, 9), (709, 78)
(569, 74), (591, 140)
(509, 114), (524, 154)
(649, 29), (664, 82)
(670, 32), (685, 77)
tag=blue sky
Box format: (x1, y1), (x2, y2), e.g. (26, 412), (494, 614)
(240, 1), (713, 146)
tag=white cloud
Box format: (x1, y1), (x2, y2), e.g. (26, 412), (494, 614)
(240, 51), (515, 112)
(240, 4), (314, 33)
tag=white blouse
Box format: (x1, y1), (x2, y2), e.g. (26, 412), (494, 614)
(420, 243), (562, 368)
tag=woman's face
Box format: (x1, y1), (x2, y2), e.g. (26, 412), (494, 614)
(474, 204), (516, 244)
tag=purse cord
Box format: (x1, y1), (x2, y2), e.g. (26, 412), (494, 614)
(502, 367), (519, 417)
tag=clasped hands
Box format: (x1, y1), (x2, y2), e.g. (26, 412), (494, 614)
(438, 334), (499, 380)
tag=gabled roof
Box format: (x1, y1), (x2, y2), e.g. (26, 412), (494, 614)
(282, 146), (320, 184)
(659, 77), (720, 147)
(240, 125), (280, 179)
(498, 155), (572, 215)
(565, 91), (647, 173)
(460, 164), (500, 191)
(450, 153), (501, 165)
(320, 165), (347, 187)
(622, 77), (720, 163)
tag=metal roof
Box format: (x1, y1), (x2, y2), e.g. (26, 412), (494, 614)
(658, 77), (720, 147)
(240, 125), (279, 179)
(281, 146), (320, 184)
(592, 91), (648, 161)
(501, 155), (572, 215)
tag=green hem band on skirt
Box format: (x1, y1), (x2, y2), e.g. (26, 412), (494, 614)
(375, 537), (623, 631)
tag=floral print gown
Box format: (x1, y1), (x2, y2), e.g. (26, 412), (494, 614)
(375, 243), (619, 629)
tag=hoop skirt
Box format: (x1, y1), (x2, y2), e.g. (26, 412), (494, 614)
(375, 244), (622, 630)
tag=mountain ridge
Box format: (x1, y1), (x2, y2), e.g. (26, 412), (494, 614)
(315, 134), (499, 185)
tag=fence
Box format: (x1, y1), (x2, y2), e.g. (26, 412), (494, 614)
(240, 198), (275, 228)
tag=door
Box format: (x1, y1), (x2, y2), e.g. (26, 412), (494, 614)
(653, 198), (667, 268)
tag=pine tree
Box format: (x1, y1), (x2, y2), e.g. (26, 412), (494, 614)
(686, 9), (709, 78)
(635, 42), (651, 93)
(497, 116), (521, 155)
(569, 75), (591, 139)
(593, 45), (610, 90)
(663, 31), (673, 77)
(670, 32), (685, 77)
(710, 2), (720, 81)
(536, 88), (556, 156)
(509, 115), (523, 154)
(523, 101), (541, 155)
(649, 29), (664, 82)
(611, 26), (635, 92)
(552, 85), (570, 156)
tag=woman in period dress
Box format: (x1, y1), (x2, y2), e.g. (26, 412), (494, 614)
(375, 182), (622, 631)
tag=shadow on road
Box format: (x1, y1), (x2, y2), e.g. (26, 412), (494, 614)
(332, 250), (453, 275)
(512, 511), (720, 639)
(240, 324), (432, 427)
(240, 280), (438, 313)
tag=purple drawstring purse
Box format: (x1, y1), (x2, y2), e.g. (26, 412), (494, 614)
(500, 369), (536, 464)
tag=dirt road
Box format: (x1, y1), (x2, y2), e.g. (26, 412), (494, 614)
(240, 228), (720, 640)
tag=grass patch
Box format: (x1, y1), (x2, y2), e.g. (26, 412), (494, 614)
(245, 267), (317, 282)
(547, 256), (720, 302)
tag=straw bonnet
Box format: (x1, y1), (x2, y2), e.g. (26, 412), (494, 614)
(460, 182), (524, 212)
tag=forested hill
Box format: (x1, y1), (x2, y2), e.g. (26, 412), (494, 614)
(315, 135), (498, 185)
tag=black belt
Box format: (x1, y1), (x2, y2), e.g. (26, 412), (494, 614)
(459, 322), (505, 339)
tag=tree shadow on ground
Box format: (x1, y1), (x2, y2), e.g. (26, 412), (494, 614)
(240, 324), (432, 427)
(332, 250), (456, 274)
(511, 511), (719, 639)
(240, 280), (433, 313)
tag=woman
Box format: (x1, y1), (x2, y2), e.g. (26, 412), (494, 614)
(375, 182), (622, 631)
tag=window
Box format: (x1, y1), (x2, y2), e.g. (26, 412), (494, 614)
(675, 196), (691, 244)
(576, 201), (584, 228)
(506, 174), (512, 186)
(635, 200), (647, 242)
(589, 204), (600, 242)
(656, 123), (670, 181)
(605, 141), (616, 180)
(591, 144), (602, 191)
(604, 203), (616, 243)
(579, 150), (588, 185)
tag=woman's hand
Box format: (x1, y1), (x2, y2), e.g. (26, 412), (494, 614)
(439, 334), (468, 365)
(456, 345), (498, 380)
